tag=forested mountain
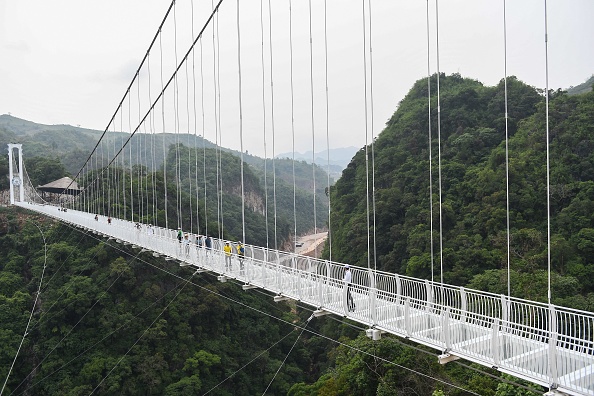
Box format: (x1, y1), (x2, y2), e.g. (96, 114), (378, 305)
(0, 115), (330, 241)
(567, 75), (594, 95)
(0, 208), (308, 395)
(0, 208), (543, 396)
(275, 146), (359, 180)
(327, 73), (594, 308)
(3, 73), (594, 395)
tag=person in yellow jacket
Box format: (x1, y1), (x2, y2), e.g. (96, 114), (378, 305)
(236, 241), (245, 273)
(223, 241), (232, 271)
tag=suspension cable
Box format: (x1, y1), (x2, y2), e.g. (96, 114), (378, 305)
(63, 223), (483, 396)
(18, 267), (184, 395)
(237, 0), (246, 245)
(426, 0), (434, 284)
(435, 0), (444, 286)
(186, 46), (194, 233)
(77, 0), (226, 231)
(191, 0), (200, 235)
(261, 315), (314, 395)
(90, 271), (197, 395)
(503, 0), (511, 297)
(11, 265), (124, 395)
(324, 0), (332, 262)
(308, 0), (318, 256)
(173, 0), (183, 231)
(202, 318), (312, 396)
(544, 1), (554, 390)
(128, 90), (134, 222)
(268, 0), (278, 251)
(201, 39), (208, 236)
(260, 0), (270, 249)
(362, 0), (371, 269)
(368, 0), (377, 273)
(212, 0), (222, 240)
(289, 0), (298, 251)
(215, 0), (225, 240)
(544, 0), (552, 309)
(64, 0), (177, 193)
(159, 30), (169, 229)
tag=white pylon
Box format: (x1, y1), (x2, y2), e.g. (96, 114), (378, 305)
(7, 144), (24, 204)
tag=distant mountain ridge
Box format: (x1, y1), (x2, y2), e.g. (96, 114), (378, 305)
(567, 75), (594, 96)
(276, 146), (358, 180)
(0, 114), (329, 237)
(276, 146), (358, 167)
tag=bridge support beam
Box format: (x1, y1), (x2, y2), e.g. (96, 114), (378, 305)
(438, 352), (460, 365)
(543, 390), (568, 396)
(273, 295), (291, 303)
(313, 309), (331, 317)
(365, 328), (384, 341)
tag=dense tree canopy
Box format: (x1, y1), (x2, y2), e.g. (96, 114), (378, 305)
(0, 208), (308, 395)
(327, 73), (594, 308)
(3, 73), (593, 395)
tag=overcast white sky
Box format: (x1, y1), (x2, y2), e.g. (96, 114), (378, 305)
(1, 0), (593, 158)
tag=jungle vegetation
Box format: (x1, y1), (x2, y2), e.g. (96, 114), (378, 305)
(2, 73), (594, 394)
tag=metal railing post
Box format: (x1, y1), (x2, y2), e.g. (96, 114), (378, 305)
(492, 318), (500, 367)
(369, 268), (376, 324)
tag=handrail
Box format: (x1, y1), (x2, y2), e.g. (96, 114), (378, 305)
(15, 202), (594, 396)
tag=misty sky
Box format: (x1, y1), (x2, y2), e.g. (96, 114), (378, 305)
(1, 0), (593, 158)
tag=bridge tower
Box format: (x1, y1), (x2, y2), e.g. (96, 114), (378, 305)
(7, 144), (25, 204)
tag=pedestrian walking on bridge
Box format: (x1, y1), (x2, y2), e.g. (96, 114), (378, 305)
(224, 242), (232, 271)
(344, 265), (355, 312)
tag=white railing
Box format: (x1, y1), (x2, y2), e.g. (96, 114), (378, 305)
(16, 202), (594, 396)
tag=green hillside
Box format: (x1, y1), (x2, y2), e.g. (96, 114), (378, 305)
(567, 74), (594, 95)
(4, 73), (586, 394)
(0, 115), (329, 241)
(0, 207), (544, 396)
(327, 73), (594, 308)
(0, 209), (307, 395)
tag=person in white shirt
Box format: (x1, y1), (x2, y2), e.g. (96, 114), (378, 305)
(343, 265), (355, 312)
(183, 233), (191, 257)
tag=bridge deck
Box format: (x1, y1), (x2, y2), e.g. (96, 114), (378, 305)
(17, 202), (594, 395)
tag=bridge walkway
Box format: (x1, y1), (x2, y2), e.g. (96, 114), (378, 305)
(16, 202), (594, 396)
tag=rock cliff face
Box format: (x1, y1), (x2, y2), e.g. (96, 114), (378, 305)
(244, 190), (265, 215)
(227, 185), (265, 214)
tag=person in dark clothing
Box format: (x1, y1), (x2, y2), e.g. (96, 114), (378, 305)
(344, 265), (355, 312)
(205, 235), (212, 255)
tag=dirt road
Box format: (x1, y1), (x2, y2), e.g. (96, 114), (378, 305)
(295, 231), (328, 258)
